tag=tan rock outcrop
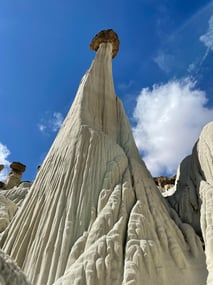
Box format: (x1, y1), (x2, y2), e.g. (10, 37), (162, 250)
(154, 175), (176, 194)
(154, 175), (176, 188)
(0, 31), (207, 285)
(0, 165), (4, 172)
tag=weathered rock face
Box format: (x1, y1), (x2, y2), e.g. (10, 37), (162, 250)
(0, 182), (31, 233)
(167, 122), (213, 284)
(167, 151), (202, 237)
(0, 31), (207, 285)
(198, 122), (213, 285)
(0, 182), (31, 208)
(0, 195), (17, 233)
(0, 249), (31, 285)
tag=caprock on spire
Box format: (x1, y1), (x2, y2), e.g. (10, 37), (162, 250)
(90, 29), (120, 58)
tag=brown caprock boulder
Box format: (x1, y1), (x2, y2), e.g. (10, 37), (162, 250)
(0, 30), (207, 285)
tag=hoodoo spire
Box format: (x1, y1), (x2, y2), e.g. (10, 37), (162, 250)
(0, 30), (208, 285)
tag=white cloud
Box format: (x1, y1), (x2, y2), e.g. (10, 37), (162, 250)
(51, 112), (64, 131)
(38, 112), (64, 134)
(200, 15), (213, 51)
(38, 124), (47, 132)
(153, 52), (174, 73)
(118, 80), (134, 91)
(133, 77), (213, 176)
(187, 63), (196, 74)
(0, 143), (10, 181)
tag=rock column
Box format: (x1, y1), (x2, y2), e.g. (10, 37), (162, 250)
(4, 162), (26, 190)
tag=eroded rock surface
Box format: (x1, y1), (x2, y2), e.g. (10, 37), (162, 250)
(0, 31), (208, 285)
(167, 151), (202, 237)
(0, 249), (31, 285)
(167, 122), (213, 284)
(197, 122), (213, 285)
(0, 182), (31, 208)
(0, 195), (17, 233)
(0, 182), (31, 233)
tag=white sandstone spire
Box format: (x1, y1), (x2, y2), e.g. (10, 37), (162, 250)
(0, 30), (207, 285)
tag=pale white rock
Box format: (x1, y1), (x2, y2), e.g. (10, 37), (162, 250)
(167, 121), (213, 284)
(167, 151), (202, 236)
(0, 34), (207, 285)
(197, 122), (213, 285)
(0, 182), (30, 234)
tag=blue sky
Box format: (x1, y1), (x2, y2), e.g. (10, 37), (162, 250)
(0, 0), (213, 181)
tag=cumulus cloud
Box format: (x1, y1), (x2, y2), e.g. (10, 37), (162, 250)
(133, 77), (213, 176)
(0, 143), (10, 181)
(200, 15), (213, 51)
(38, 112), (64, 134)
